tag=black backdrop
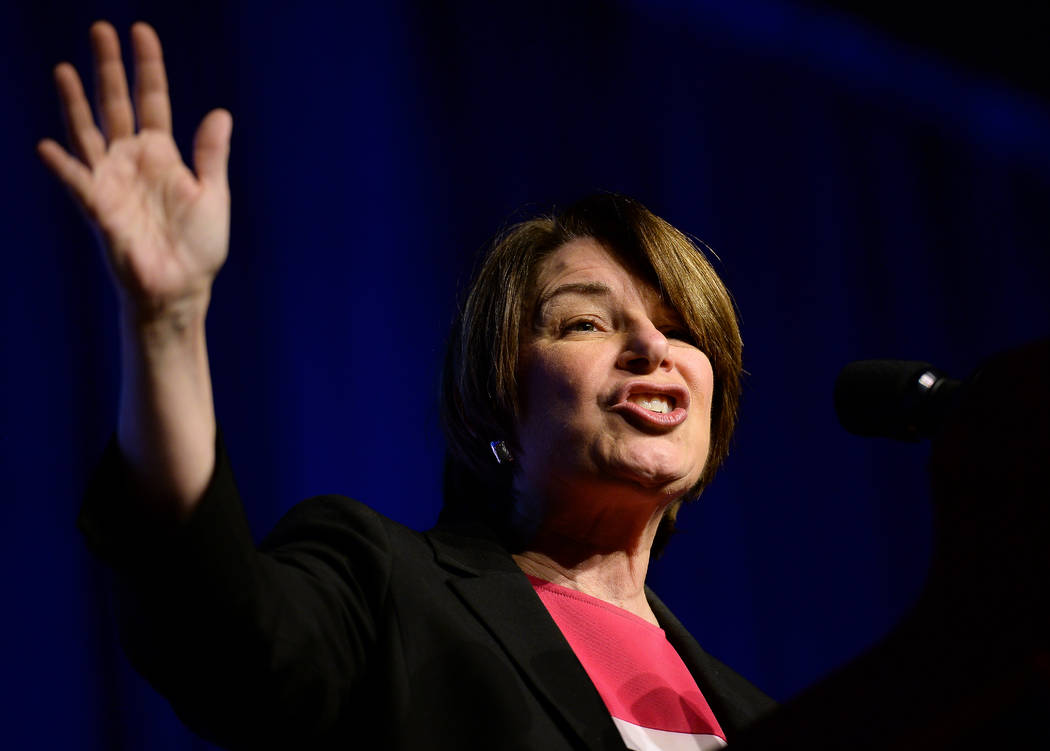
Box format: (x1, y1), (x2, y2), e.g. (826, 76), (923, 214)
(4, 0), (1049, 747)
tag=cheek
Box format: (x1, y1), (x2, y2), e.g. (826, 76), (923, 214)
(682, 354), (715, 445)
(516, 352), (609, 467)
(517, 356), (573, 448)
(521, 350), (600, 411)
(684, 353), (716, 408)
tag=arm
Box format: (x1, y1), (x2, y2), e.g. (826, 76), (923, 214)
(86, 436), (392, 749)
(42, 25), (390, 747)
(38, 21), (231, 518)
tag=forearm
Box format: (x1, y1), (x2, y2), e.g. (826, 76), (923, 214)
(117, 293), (217, 519)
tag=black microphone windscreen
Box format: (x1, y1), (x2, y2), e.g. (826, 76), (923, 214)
(834, 360), (960, 440)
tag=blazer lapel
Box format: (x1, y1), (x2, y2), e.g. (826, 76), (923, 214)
(647, 588), (776, 740)
(426, 525), (626, 751)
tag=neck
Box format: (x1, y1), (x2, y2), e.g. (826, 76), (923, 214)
(509, 485), (669, 624)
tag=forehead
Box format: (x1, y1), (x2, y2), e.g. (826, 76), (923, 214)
(535, 237), (663, 305)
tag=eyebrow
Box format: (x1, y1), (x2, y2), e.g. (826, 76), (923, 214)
(534, 282), (613, 323)
(537, 281), (612, 309)
(533, 280), (686, 333)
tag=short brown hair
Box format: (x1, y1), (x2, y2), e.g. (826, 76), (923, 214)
(440, 194), (742, 550)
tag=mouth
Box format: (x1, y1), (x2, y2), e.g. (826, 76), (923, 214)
(609, 382), (690, 429)
(626, 393), (676, 414)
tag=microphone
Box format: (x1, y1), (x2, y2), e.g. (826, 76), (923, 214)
(834, 360), (963, 441)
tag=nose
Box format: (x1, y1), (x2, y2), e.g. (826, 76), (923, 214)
(616, 319), (672, 374)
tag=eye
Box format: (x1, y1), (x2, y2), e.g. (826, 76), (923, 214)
(662, 328), (697, 345)
(563, 319), (599, 334)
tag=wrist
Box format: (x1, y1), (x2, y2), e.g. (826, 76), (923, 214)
(119, 290), (211, 350)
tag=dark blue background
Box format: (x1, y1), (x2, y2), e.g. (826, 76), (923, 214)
(4, 1), (1049, 747)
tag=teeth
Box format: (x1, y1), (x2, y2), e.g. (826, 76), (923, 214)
(628, 394), (673, 414)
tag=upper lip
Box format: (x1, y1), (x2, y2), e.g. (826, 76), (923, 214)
(612, 381), (690, 411)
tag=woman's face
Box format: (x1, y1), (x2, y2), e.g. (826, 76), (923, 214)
(513, 237), (714, 511)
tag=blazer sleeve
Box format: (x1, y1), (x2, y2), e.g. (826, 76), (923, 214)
(79, 430), (392, 750)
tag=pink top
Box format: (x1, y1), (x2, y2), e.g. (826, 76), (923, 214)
(529, 576), (726, 749)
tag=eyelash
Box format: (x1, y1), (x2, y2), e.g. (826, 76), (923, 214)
(559, 319), (695, 346)
(562, 318), (600, 333)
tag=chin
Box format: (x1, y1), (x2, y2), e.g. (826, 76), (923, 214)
(606, 456), (700, 495)
(584, 436), (704, 495)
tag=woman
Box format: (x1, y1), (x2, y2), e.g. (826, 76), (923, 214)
(41, 22), (774, 751)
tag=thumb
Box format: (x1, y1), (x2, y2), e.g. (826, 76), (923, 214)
(193, 108), (233, 188)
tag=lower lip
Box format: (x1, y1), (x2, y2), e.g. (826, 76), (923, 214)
(610, 402), (688, 428)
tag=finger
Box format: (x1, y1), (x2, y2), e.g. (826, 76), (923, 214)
(130, 22), (171, 133)
(90, 21), (135, 141)
(54, 63), (106, 166)
(193, 109), (233, 188)
(37, 138), (95, 209)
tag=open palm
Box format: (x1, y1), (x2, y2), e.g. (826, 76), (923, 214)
(38, 22), (231, 313)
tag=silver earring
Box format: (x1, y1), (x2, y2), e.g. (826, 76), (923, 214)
(490, 440), (514, 464)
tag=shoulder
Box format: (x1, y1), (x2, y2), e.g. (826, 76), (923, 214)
(259, 494), (433, 562)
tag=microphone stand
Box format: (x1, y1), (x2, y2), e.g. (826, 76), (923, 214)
(730, 340), (1050, 749)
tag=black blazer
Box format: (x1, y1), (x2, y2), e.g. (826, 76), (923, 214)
(81, 436), (775, 750)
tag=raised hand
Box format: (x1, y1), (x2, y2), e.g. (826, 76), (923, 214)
(38, 21), (232, 319)
(38, 22), (230, 511)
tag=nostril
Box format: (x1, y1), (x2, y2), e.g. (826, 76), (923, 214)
(621, 354), (659, 374)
